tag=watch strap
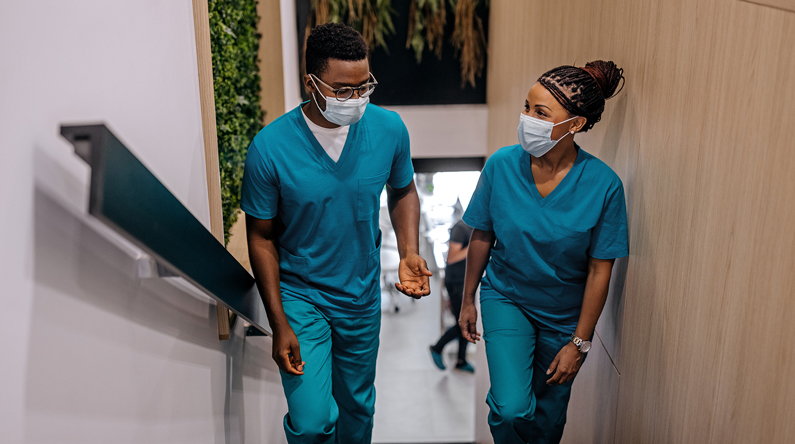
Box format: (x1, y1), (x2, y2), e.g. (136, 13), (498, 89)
(569, 334), (588, 352)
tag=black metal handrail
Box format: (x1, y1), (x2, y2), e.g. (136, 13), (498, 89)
(61, 124), (270, 336)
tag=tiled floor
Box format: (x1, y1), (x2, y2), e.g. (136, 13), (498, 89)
(372, 275), (476, 443)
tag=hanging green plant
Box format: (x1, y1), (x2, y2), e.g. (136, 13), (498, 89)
(209, 0), (264, 244)
(406, 0), (446, 63)
(450, 0), (487, 88)
(407, 0), (487, 88)
(305, 0), (396, 54)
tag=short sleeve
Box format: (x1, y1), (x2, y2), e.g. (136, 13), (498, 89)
(450, 221), (470, 245)
(240, 141), (279, 220)
(463, 161), (494, 232)
(387, 119), (414, 189)
(589, 182), (629, 259)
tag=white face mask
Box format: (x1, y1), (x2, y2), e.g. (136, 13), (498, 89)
(517, 114), (578, 157)
(310, 78), (369, 126)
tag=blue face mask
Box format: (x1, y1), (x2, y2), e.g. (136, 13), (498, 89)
(310, 77), (369, 126)
(517, 114), (578, 157)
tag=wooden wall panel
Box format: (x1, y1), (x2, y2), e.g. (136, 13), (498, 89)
(692, 2), (795, 442)
(227, 209), (252, 271)
(257, 0), (286, 125)
(191, 0), (223, 239)
(486, 0), (795, 443)
(741, 0), (795, 13)
(192, 0), (231, 340)
(561, 334), (619, 444)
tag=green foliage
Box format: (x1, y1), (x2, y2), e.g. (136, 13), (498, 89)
(406, 0), (446, 64)
(307, 0), (395, 53)
(407, 0), (488, 87)
(209, 0), (264, 244)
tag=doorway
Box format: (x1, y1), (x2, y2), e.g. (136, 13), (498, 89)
(373, 170), (481, 443)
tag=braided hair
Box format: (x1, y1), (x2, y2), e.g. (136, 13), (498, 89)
(537, 61), (625, 132)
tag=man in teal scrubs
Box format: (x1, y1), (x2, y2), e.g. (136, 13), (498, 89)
(242, 23), (432, 444)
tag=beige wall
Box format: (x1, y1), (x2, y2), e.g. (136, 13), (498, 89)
(486, 1), (795, 443)
(258, 0), (287, 125)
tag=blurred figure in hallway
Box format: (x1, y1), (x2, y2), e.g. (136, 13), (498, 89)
(430, 217), (475, 373)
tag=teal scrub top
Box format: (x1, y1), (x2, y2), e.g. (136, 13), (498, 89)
(463, 144), (629, 332)
(240, 103), (414, 318)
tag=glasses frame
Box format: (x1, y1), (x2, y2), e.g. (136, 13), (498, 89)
(309, 72), (378, 102)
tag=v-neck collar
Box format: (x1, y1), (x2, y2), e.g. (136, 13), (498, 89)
(521, 145), (583, 207)
(295, 102), (361, 172)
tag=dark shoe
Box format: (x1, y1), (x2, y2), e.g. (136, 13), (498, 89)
(429, 346), (446, 370)
(455, 362), (475, 373)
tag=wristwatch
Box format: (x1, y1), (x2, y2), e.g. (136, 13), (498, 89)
(569, 334), (592, 353)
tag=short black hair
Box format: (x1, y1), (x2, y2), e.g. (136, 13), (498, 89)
(305, 23), (369, 78)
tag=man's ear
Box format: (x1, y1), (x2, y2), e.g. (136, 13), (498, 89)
(303, 74), (315, 94)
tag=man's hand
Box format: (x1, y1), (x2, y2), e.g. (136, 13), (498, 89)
(272, 328), (305, 375)
(394, 253), (433, 298)
(545, 342), (583, 385)
(386, 180), (431, 298)
(458, 300), (481, 343)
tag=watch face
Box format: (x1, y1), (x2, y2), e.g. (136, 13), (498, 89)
(581, 341), (592, 353)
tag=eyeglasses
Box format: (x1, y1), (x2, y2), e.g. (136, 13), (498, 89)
(309, 72), (378, 102)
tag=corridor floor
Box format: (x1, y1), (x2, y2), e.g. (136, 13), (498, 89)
(372, 275), (476, 443)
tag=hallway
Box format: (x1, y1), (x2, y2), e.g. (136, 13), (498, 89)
(5, 0), (795, 442)
(373, 275), (476, 443)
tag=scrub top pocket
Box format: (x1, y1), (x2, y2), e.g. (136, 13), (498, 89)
(550, 225), (591, 281)
(357, 172), (388, 221)
(279, 247), (310, 282)
(356, 231), (382, 299)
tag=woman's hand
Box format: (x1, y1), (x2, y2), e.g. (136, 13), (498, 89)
(395, 254), (433, 298)
(545, 342), (583, 385)
(459, 300), (481, 343)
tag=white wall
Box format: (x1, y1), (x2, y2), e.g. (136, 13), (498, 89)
(0, 1), (286, 443)
(385, 105), (489, 159)
(280, 0), (302, 111)
(274, 0), (487, 156)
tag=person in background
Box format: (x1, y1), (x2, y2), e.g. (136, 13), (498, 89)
(429, 218), (475, 373)
(242, 23), (432, 444)
(458, 60), (629, 443)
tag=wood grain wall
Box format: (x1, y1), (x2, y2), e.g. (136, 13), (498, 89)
(486, 1), (795, 443)
(192, 0), (231, 339)
(257, 0), (286, 125)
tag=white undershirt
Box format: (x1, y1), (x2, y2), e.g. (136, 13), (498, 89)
(302, 107), (349, 163)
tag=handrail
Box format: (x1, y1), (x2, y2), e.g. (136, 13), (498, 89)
(61, 124), (270, 336)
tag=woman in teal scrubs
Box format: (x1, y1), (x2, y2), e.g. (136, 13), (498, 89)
(459, 61), (629, 444)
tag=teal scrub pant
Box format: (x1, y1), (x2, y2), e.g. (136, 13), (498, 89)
(481, 298), (583, 444)
(280, 300), (381, 444)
